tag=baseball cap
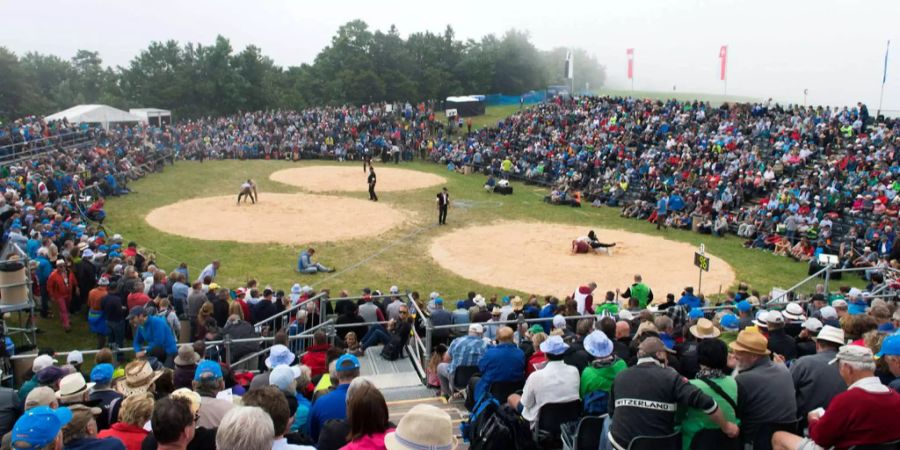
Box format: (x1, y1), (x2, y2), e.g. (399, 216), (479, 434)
(12, 406), (72, 449)
(639, 336), (676, 355)
(24, 387), (57, 409)
(801, 317), (824, 333)
(736, 300), (752, 313)
(32, 354), (56, 373)
(468, 323), (484, 335)
(126, 306), (146, 320)
(719, 314), (740, 331)
(875, 334), (900, 358)
(829, 345), (874, 365)
(335, 354), (360, 372)
(66, 351), (83, 365)
(97, 277), (110, 286)
(194, 360), (223, 381)
(689, 308), (705, 320)
(90, 364), (114, 384)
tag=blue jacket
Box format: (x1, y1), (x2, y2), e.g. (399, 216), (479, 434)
(297, 251), (312, 271)
(678, 294), (702, 310)
(133, 316), (178, 355)
(309, 383), (349, 441)
(63, 437), (125, 450)
(475, 343), (525, 402)
(539, 304), (557, 333)
(36, 256), (52, 285)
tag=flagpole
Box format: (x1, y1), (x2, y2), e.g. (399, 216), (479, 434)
(878, 40), (890, 117)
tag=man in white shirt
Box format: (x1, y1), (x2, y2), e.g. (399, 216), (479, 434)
(197, 261), (219, 283)
(508, 335), (579, 427)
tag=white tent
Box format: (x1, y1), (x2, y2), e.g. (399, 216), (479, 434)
(46, 104), (142, 130)
(129, 108), (172, 126)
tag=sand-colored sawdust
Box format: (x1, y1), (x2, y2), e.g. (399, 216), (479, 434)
(270, 166), (447, 193)
(145, 193), (412, 245)
(430, 222), (736, 299)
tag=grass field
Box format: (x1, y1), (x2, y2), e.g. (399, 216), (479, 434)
(435, 104), (522, 131)
(27, 159), (844, 352)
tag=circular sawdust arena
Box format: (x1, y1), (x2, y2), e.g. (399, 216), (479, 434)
(145, 193), (412, 245)
(270, 166), (447, 193)
(430, 222), (736, 299)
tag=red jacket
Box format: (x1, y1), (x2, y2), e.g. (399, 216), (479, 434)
(301, 344), (331, 377)
(809, 383), (900, 449)
(98, 422), (149, 450)
(46, 270), (76, 300)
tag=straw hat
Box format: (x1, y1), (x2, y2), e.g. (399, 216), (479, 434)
(56, 373), (94, 403)
(510, 296), (524, 311)
(689, 318), (721, 339)
(115, 360), (163, 396)
(384, 404), (456, 450)
(729, 330), (771, 356)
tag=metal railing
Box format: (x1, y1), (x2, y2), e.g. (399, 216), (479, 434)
(765, 264), (900, 306)
(253, 292), (327, 334)
(0, 129), (96, 165)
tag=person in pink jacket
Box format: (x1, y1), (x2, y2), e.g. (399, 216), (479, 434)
(341, 379), (394, 450)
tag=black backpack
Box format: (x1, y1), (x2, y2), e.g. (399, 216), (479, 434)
(466, 395), (540, 450)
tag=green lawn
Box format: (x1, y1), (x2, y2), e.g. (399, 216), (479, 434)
(25, 159), (844, 352)
(436, 104), (522, 131)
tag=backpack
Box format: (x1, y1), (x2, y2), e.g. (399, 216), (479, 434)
(582, 389), (610, 415)
(465, 395), (540, 450)
(380, 336), (403, 361)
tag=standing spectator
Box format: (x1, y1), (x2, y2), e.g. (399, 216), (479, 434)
(680, 338), (740, 450)
(730, 330), (796, 445)
(342, 379), (392, 450)
(35, 247), (53, 319)
(215, 406), (274, 450)
(171, 272), (189, 317)
(129, 306), (178, 366)
(88, 277), (111, 348)
(186, 281), (207, 339)
(773, 345), (900, 450)
(10, 406), (71, 450)
(47, 259), (78, 332)
(436, 324), (487, 399)
(607, 337), (738, 450)
(308, 354), (360, 441)
(427, 298), (452, 346)
(618, 274), (653, 309)
(790, 326), (846, 421)
(197, 260), (219, 283)
(98, 393), (153, 450)
(192, 360), (234, 429)
(656, 192), (669, 230)
(875, 334), (900, 391)
(508, 335), (579, 428)
(73, 249), (97, 314)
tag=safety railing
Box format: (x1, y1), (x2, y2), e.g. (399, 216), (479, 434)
(253, 292), (327, 335)
(0, 128), (96, 165)
(765, 264), (900, 306)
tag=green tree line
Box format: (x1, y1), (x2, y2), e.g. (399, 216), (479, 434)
(0, 20), (605, 121)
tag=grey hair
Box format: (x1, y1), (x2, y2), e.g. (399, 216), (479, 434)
(840, 359), (876, 372)
(346, 377), (374, 404)
(215, 406), (274, 450)
(295, 364), (312, 387)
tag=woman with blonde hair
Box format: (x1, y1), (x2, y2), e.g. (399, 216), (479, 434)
(98, 392), (154, 450)
(527, 331), (549, 376)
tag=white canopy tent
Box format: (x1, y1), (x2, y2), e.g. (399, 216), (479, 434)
(46, 104), (142, 130)
(129, 108), (172, 126)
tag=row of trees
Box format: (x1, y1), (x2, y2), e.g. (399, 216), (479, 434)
(0, 20), (606, 121)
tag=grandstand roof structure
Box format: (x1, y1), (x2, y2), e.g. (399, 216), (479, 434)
(46, 104), (142, 129)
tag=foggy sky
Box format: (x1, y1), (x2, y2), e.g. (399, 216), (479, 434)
(3, 0), (898, 111)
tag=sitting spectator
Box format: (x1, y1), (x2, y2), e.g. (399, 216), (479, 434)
(790, 326), (846, 421)
(192, 360), (234, 429)
(308, 354), (360, 441)
(145, 396), (196, 450)
(730, 329), (796, 446)
(98, 392), (154, 450)
(580, 330), (626, 415)
(300, 332), (330, 379)
(680, 338), (740, 450)
(61, 404), (125, 450)
(172, 345), (201, 390)
(473, 327), (525, 404)
(766, 311), (798, 361)
(10, 405), (72, 450)
(526, 330), (548, 377)
(242, 385), (314, 450)
(437, 323), (487, 399)
(340, 378), (393, 450)
(773, 345), (900, 450)
(215, 406), (274, 450)
(607, 337), (738, 450)
(507, 335), (579, 428)
(383, 404), (455, 450)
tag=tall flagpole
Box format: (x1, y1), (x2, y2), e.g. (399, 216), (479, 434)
(878, 40), (890, 117)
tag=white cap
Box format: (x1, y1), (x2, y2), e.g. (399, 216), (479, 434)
(819, 306), (838, 320)
(429, 291), (439, 300)
(468, 323), (484, 335)
(766, 310), (785, 325)
(390, 286), (399, 294)
(66, 350), (83, 365)
(32, 354), (56, 372)
(552, 314), (566, 329)
(801, 317), (823, 332)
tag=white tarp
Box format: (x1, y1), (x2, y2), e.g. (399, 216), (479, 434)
(46, 104), (142, 130)
(129, 108), (172, 123)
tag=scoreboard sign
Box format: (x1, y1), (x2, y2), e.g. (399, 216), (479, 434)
(694, 252), (710, 272)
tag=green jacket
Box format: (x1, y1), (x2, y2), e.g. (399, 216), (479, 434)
(629, 283), (650, 309)
(580, 359), (627, 398)
(678, 375), (739, 450)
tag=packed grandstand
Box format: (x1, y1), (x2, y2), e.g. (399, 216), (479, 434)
(0, 96), (898, 450)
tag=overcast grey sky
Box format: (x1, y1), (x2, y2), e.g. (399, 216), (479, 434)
(3, 0), (898, 111)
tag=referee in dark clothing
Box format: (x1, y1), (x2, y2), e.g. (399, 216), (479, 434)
(437, 187), (450, 225)
(367, 166), (378, 201)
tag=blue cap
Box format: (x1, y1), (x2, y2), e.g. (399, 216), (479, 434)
(689, 308), (705, 320)
(335, 354), (360, 372)
(12, 406), (72, 449)
(736, 300), (752, 313)
(456, 300), (467, 309)
(90, 363), (114, 384)
(434, 297), (443, 305)
(194, 360), (223, 381)
(720, 314), (740, 331)
(876, 334), (900, 358)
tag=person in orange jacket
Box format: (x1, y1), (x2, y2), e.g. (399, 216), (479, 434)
(47, 259), (78, 332)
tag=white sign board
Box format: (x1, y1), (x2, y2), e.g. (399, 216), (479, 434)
(445, 108), (458, 118)
(385, 104), (394, 112)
